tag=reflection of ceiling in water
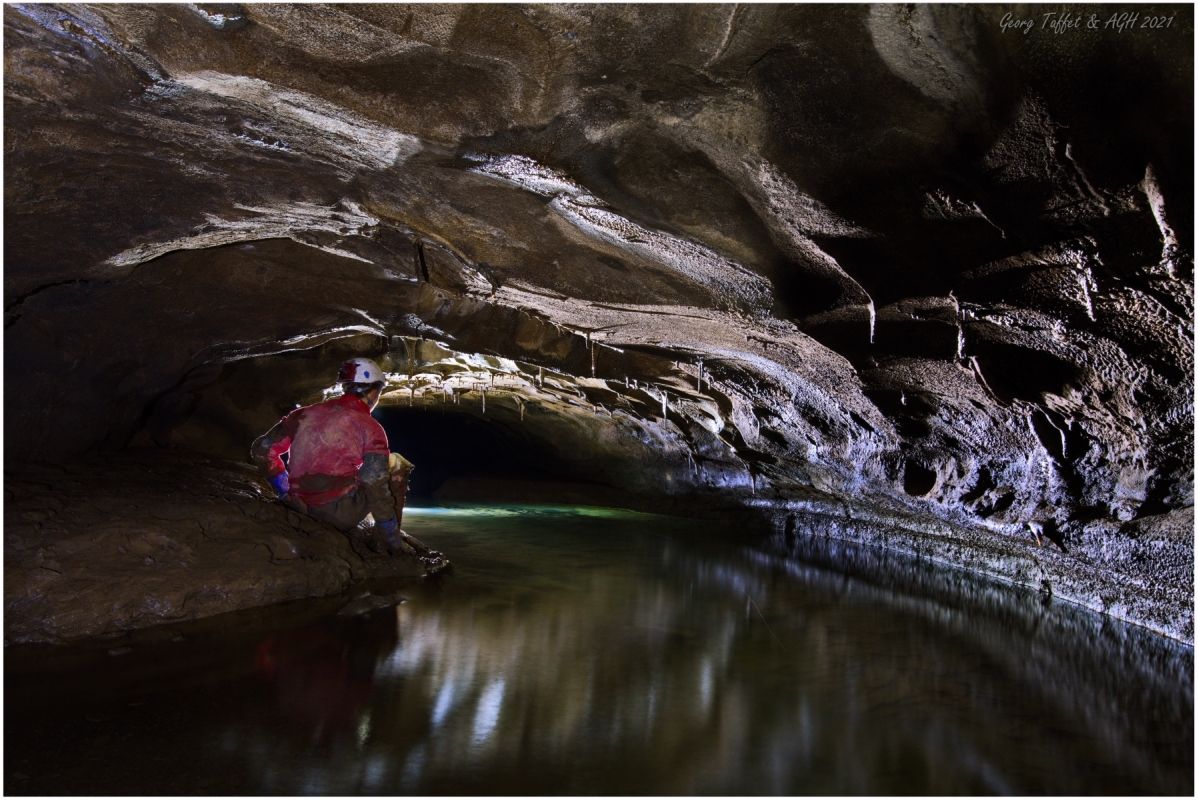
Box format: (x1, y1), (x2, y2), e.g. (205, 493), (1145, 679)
(210, 516), (1190, 795)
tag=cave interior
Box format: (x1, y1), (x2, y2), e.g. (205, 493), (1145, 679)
(3, 3), (1194, 645)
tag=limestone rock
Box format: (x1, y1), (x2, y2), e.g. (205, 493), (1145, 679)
(4, 452), (443, 643)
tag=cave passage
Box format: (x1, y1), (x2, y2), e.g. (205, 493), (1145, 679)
(3, 2), (1193, 644)
(1, 13), (1193, 798)
(375, 406), (608, 502)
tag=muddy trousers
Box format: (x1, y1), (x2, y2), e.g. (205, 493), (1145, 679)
(306, 472), (410, 533)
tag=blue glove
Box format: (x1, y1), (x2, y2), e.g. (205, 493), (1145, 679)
(269, 472), (290, 497)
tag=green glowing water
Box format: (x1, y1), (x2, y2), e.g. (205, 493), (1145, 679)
(5, 504), (1192, 795)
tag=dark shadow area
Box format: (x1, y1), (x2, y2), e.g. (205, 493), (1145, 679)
(902, 460), (937, 497)
(967, 341), (1083, 404)
(376, 406), (589, 500)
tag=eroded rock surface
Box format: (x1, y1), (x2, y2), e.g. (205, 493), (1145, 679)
(4, 451), (445, 643)
(4, 4), (1193, 639)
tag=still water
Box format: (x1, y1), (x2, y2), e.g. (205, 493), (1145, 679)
(5, 504), (1193, 795)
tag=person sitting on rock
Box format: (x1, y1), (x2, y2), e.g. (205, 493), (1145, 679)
(251, 357), (413, 555)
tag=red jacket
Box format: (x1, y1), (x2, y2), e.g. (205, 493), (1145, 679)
(260, 393), (390, 507)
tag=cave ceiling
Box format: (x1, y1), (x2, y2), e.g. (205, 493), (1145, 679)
(4, 3), (1194, 574)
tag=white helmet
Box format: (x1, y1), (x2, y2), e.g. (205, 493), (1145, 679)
(337, 357), (384, 385)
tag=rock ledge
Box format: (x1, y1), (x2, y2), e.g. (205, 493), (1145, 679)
(4, 451), (446, 644)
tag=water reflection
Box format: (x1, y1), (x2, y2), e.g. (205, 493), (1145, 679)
(5, 505), (1192, 796)
(253, 613), (396, 743)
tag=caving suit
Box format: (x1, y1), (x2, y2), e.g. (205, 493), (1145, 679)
(251, 392), (397, 532)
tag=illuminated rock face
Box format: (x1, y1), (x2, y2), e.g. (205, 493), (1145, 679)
(3, 5), (1193, 637)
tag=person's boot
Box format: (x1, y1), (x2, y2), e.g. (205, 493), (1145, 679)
(384, 529), (400, 555)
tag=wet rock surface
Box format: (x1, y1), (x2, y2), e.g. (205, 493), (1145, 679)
(3, 5), (1193, 639)
(4, 451), (446, 643)
(754, 498), (1194, 643)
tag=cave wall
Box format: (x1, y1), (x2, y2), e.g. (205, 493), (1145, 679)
(4, 4), (1193, 632)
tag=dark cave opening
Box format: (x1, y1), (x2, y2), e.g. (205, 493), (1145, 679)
(374, 405), (595, 501)
(903, 460), (938, 497)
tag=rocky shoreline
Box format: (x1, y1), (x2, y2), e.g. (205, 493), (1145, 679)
(4, 451), (447, 645)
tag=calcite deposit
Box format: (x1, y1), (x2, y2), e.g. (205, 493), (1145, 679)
(4, 4), (1193, 641)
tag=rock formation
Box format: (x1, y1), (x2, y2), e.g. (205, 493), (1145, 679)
(4, 451), (446, 642)
(4, 4), (1193, 641)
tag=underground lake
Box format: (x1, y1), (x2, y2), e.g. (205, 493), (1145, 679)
(5, 504), (1192, 796)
